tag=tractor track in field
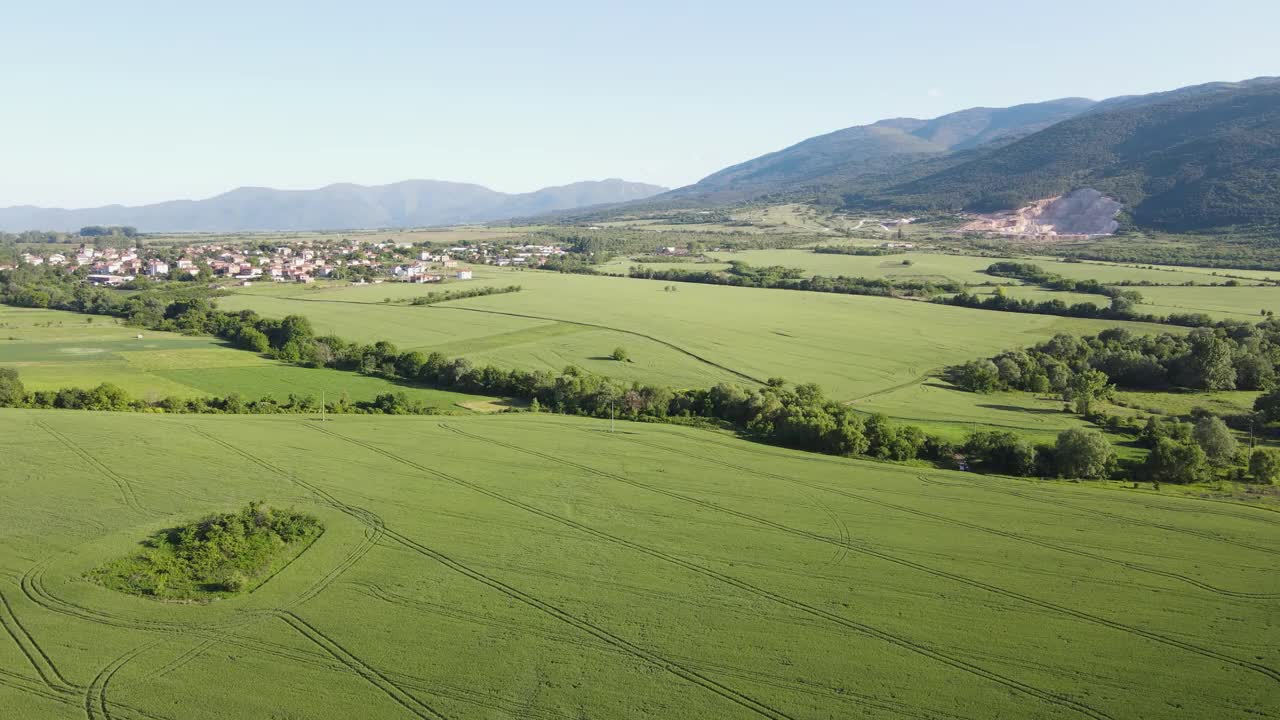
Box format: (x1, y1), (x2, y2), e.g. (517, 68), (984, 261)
(610, 432), (1280, 599)
(613, 421), (1280, 535)
(425, 304), (768, 385)
(357, 583), (974, 720)
(186, 426), (384, 611)
(314, 422), (1115, 720)
(231, 291), (767, 384)
(0, 589), (79, 694)
(277, 611), (450, 720)
(34, 420), (151, 516)
(196, 422), (798, 720)
(0, 667), (77, 706)
(84, 642), (158, 720)
(914, 474), (1280, 557)
(301, 424), (803, 720)
(441, 423), (1280, 688)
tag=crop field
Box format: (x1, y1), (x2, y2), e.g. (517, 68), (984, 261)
(0, 306), (493, 409)
(1, 409), (1276, 719)
(1132, 285), (1280, 320)
(852, 380), (1096, 441)
(219, 270), (1174, 401)
(705, 250), (1003, 285)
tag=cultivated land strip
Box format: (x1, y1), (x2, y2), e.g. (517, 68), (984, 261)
(190, 423), (799, 720)
(607, 432), (1279, 599)
(226, 291), (766, 384)
(33, 421), (150, 516)
(312, 422), (1116, 720)
(277, 611), (450, 720)
(437, 423), (1280, 686)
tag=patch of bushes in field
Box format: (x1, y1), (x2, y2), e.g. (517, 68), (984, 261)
(92, 502), (322, 600)
(405, 285), (521, 305)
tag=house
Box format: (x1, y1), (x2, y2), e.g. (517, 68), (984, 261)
(455, 268), (473, 280)
(145, 259), (170, 276)
(86, 274), (134, 287)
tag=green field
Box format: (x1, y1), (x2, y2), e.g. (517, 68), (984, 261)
(0, 306), (495, 410)
(1132, 285), (1280, 320)
(1, 409), (1276, 719)
(219, 271), (1174, 401)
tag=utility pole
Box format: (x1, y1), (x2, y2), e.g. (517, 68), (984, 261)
(610, 398), (615, 433)
(321, 390), (326, 423)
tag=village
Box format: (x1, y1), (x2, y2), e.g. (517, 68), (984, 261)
(2, 236), (569, 287)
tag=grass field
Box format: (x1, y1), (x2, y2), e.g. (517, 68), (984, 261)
(1, 409), (1276, 719)
(219, 270), (1175, 401)
(1132, 285), (1280, 320)
(0, 306), (495, 410)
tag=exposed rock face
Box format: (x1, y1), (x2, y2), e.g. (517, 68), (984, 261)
(960, 189), (1122, 237)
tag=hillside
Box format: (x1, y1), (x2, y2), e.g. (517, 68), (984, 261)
(663, 98), (1096, 204)
(873, 82), (1280, 229)
(0, 178), (666, 233)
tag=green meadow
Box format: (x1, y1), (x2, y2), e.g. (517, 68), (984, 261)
(1, 409), (1276, 719)
(1133, 285), (1280, 320)
(219, 270), (1174, 400)
(0, 306), (494, 410)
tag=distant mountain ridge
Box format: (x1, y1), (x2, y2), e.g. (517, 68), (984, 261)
(664, 98), (1098, 204)
(648, 76), (1280, 231)
(0, 178), (667, 232)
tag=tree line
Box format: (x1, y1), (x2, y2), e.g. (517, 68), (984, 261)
(629, 261), (961, 298)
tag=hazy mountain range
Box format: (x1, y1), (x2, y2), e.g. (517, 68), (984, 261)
(640, 76), (1280, 231)
(0, 179), (667, 233)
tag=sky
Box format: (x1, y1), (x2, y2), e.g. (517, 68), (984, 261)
(3, 0), (1278, 208)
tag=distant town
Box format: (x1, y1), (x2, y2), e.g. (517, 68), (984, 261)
(1, 235), (569, 287)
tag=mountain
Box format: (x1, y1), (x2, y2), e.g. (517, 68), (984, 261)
(645, 76), (1280, 231)
(0, 179), (667, 233)
(662, 98), (1097, 204)
(871, 81), (1280, 230)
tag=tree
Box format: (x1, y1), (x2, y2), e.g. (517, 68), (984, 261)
(1248, 448), (1280, 484)
(1253, 388), (1280, 423)
(1143, 437), (1209, 484)
(1192, 415), (1238, 467)
(1053, 429), (1117, 479)
(0, 368), (25, 407)
(1184, 330), (1236, 390)
(610, 347), (630, 362)
(1064, 368), (1111, 415)
(951, 359), (1001, 393)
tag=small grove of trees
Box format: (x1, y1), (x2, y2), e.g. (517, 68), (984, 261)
(961, 428), (1116, 479)
(950, 325), (1280, 395)
(91, 502), (321, 598)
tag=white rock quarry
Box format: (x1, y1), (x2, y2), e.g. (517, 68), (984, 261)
(961, 188), (1122, 237)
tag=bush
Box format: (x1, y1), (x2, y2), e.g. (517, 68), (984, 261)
(1053, 429), (1117, 479)
(1248, 448), (1280, 484)
(0, 367), (24, 407)
(1143, 438), (1209, 484)
(91, 502), (322, 600)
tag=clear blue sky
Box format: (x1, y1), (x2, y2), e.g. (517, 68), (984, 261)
(3, 0), (1277, 207)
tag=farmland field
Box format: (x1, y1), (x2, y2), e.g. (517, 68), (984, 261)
(1133, 285), (1280, 320)
(219, 270), (1175, 401)
(0, 306), (495, 409)
(1, 409), (1276, 719)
